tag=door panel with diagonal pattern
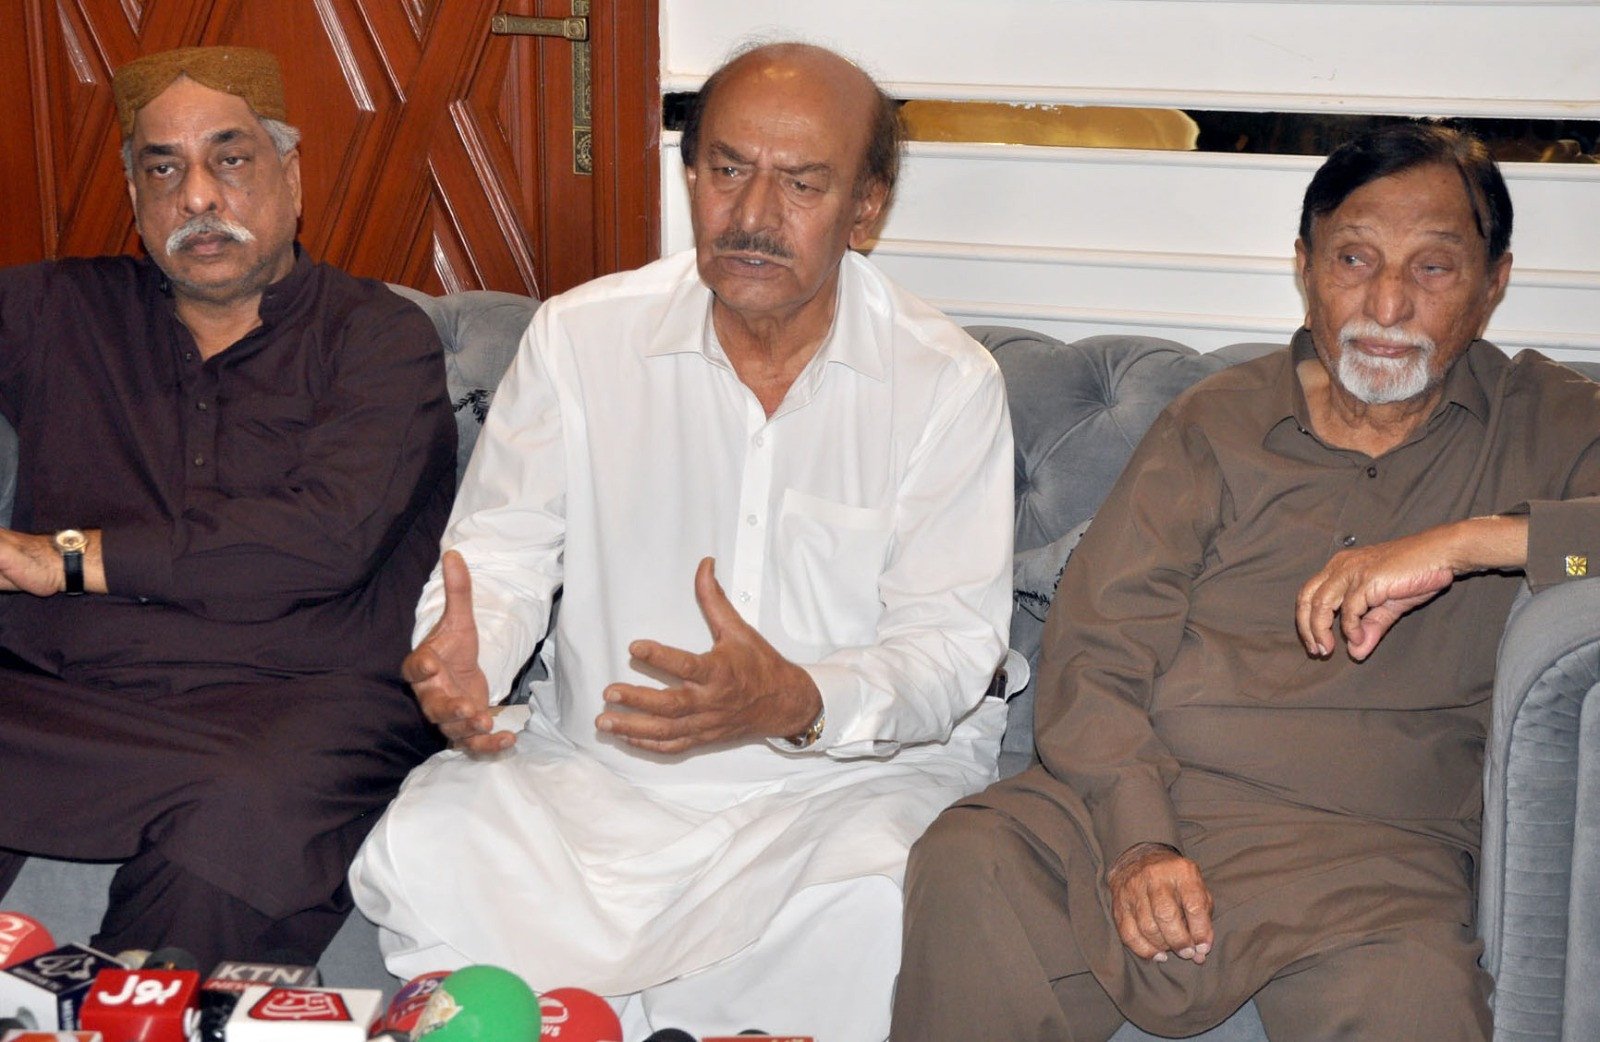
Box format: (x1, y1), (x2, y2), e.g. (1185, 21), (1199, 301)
(0, 0), (659, 298)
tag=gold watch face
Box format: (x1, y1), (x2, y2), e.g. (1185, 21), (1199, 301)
(53, 529), (88, 554)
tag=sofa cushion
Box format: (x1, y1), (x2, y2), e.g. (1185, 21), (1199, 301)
(387, 285), (536, 480)
(967, 327), (1238, 555)
(1000, 514), (1095, 776)
(969, 326), (1254, 777)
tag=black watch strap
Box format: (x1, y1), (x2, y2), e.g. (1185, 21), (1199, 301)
(63, 549), (84, 595)
(54, 529), (87, 596)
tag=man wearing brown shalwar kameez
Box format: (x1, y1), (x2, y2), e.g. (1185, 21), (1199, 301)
(893, 124), (1600, 1041)
(0, 47), (452, 969)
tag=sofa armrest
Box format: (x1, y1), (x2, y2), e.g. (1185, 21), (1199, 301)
(1480, 577), (1600, 1041)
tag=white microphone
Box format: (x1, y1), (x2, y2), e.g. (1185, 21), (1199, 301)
(220, 983), (382, 1039)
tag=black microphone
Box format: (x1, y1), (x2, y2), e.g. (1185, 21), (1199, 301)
(143, 946), (200, 972)
(643, 1030), (698, 1042)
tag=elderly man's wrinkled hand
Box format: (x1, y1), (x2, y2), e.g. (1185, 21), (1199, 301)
(597, 557), (822, 754)
(1295, 529), (1457, 661)
(1107, 843), (1215, 965)
(404, 550), (514, 756)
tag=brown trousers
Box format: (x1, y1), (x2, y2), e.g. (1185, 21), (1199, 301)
(891, 806), (1492, 1042)
(0, 656), (439, 970)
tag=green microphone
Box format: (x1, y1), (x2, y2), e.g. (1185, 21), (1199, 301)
(412, 964), (542, 1040)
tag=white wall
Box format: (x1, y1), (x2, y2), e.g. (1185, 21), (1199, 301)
(659, 0), (1600, 360)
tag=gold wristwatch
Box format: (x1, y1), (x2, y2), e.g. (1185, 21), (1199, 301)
(783, 706), (826, 750)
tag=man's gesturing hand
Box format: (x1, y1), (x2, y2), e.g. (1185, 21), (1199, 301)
(597, 557), (822, 754)
(1107, 843), (1214, 965)
(403, 550), (513, 755)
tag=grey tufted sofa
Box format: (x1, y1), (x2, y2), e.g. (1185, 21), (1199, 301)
(5, 296), (1596, 1041)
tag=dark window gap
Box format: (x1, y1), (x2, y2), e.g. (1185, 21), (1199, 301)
(662, 92), (1599, 163)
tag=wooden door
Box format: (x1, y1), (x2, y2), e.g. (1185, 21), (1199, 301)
(0, 0), (659, 299)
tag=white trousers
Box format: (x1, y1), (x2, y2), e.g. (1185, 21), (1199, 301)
(609, 875), (900, 1042)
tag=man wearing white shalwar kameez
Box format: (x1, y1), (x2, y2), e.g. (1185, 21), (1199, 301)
(350, 44), (1014, 1042)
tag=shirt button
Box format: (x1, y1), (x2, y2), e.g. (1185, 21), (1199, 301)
(1342, 534), (1357, 547)
(196, 401), (209, 411)
(754, 434), (765, 447)
(738, 591), (751, 603)
(183, 352), (196, 363)
(1366, 465), (1378, 478)
(746, 514), (758, 526)
(193, 455), (205, 467)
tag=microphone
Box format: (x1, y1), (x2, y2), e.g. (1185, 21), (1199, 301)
(78, 968), (200, 1042)
(204, 960), (322, 995)
(536, 987), (621, 1041)
(219, 984), (383, 1040)
(0, 944), (124, 1032)
(368, 971), (448, 1038)
(198, 958), (323, 1041)
(412, 965), (540, 1040)
(195, 988), (237, 1042)
(0, 916), (54, 971)
(141, 949), (199, 973)
(641, 1031), (697, 1042)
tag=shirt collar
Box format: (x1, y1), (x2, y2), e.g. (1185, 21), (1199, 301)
(255, 244), (314, 328)
(642, 250), (889, 383)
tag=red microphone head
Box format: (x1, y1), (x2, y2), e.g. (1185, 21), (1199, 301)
(538, 988), (621, 1041)
(0, 914), (55, 970)
(372, 970), (450, 1036)
(79, 967), (202, 1042)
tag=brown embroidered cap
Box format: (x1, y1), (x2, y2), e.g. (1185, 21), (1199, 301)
(112, 46), (288, 137)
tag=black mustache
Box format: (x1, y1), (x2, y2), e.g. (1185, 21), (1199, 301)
(712, 230), (794, 261)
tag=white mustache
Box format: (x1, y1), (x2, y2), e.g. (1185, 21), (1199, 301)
(1338, 319), (1436, 355)
(166, 214), (256, 255)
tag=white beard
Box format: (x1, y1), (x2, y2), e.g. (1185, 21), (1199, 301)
(1335, 320), (1437, 405)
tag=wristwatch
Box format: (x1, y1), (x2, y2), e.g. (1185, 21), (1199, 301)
(783, 706), (826, 750)
(53, 529), (87, 595)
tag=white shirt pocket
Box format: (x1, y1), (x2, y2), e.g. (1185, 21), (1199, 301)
(776, 488), (893, 648)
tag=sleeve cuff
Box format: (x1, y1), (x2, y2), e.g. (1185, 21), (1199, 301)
(775, 661), (890, 758)
(1524, 498), (1599, 592)
(98, 521), (174, 600)
(1094, 778), (1184, 865)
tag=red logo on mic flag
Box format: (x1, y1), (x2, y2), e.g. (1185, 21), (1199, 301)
(249, 987), (353, 1021)
(538, 987), (622, 1041)
(0, 912), (51, 968)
